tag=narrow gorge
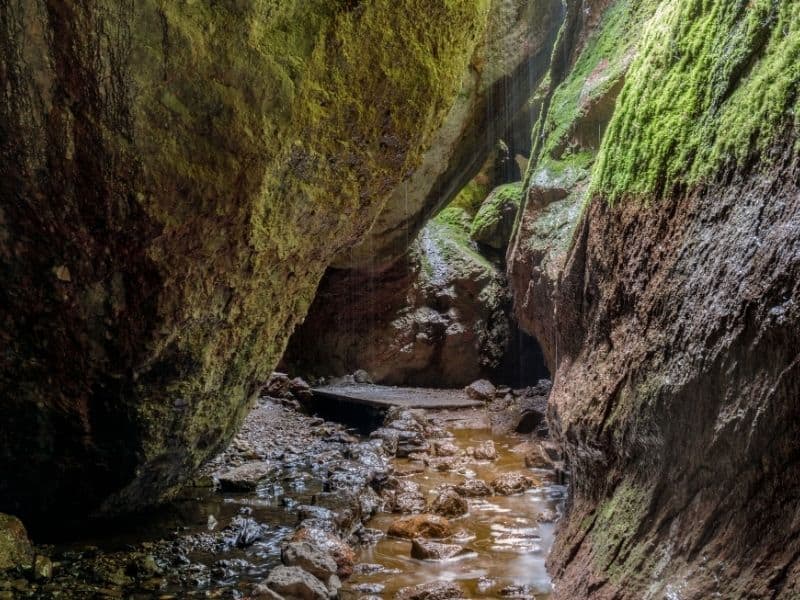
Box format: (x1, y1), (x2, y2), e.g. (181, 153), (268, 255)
(1, 1), (798, 599)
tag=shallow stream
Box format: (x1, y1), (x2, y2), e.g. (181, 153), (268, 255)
(347, 428), (566, 598)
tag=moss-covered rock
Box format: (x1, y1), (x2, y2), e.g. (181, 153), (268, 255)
(470, 182), (523, 249)
(0, 0), (490, 522)
(0, 514), (33, 573)
(507, 0), (647, 368)
(506, 1), (800, 598)
(593, 0), (800, 201)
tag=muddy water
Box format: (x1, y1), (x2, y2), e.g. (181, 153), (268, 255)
(349, 429), (566, 598)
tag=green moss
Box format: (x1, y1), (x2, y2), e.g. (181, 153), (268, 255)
(534, 0), (658, 166)
(590, 481), (651, 578)
(91, 0), (492, 507)
(470, 182), (523, 248)
(449, 178), (492, 215)
(593, 0), (800, 202)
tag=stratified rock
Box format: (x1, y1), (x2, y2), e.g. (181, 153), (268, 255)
(465, 380), (497, 401)
(0, 514), (33, 572)
(490, 473), (536, 496)
(430, 489), (468, 518)
(410, 539), (468, 561)
(265, 566), (329, 600)
(0, 0), (492, 522)
(387, 515), (453, 540)
(217, 462), (279, 492)
(395, 581), (465, 600)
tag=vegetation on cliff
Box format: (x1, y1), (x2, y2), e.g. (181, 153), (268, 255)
(594, 0), (800, 201)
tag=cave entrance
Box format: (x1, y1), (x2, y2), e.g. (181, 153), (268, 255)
(281, 145), (550, 391)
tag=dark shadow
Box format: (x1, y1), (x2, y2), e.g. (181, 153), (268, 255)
(495, 326), (550, 387)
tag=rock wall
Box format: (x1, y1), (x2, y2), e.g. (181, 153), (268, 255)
(0, 0), (490, 524)
(334, 0), (564, 270)
(284, 190), (515, 388)
(508, 0), (800, 597)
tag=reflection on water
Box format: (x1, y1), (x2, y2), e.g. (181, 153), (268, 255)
(349, 429), (566, 598)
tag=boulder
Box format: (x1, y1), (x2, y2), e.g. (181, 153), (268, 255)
(0, 0), (492, 523)
(433, 440), (460, 457)
(395, 581), (465, 600)
(266, 372), (292, 397)
(386, 480), (427, 515)
(290, 527), (355, 579)
(353, 370), (373, 384)
(465, 379), (496, 401)
(387, 515), (453, 540)
(222, 516), (270, 549)
(430, 489), (468, 518)
(265, 566), (329, 600)
(490, 473), (537, 496)
(524, 444), (554, 469)
(410, 539), (469, 561)
(0, 514), (33, 572)
(455, 479), (493, 498)
(288, 378), (313, 400)
(473, 440), (497, 461)
(369, 429), (400, 456)
(470, 183), (523, 249)
(281, 541), (337, 583)
(217, 462), (279, 492)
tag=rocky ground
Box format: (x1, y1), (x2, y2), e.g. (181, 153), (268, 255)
(0, 375), (560, 599)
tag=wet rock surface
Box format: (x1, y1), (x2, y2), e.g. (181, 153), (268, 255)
(1, 386), (564, 598)
(346, 400), (566, 598)
(395, 580), (466, 599)
(387, 515), (454, 540)
(0, 397), (388, 597)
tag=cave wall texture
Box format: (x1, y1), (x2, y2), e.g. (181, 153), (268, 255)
(0, 0), (493, 523)
(508, 0), (800, 597)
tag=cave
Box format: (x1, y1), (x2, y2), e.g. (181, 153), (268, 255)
(1, 1), (799, 599)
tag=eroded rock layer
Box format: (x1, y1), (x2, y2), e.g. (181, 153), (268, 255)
(508, 0), (800, 597)
(0, 0), (489, 523)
